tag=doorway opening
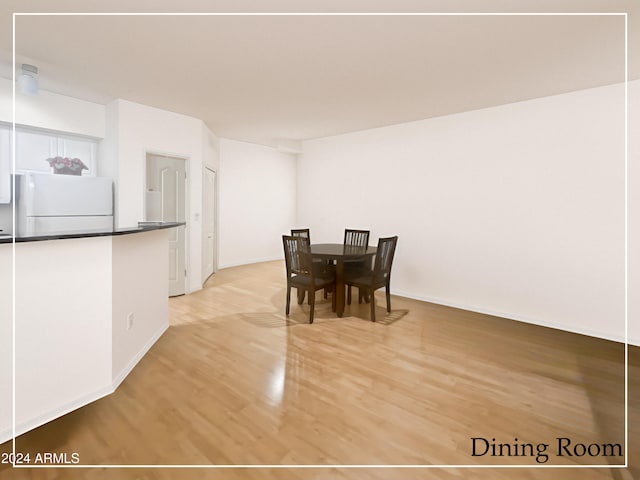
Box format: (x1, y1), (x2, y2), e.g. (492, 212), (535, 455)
(145, 153), (187, 297)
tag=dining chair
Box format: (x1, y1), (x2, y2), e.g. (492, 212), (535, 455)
(291, 228), (330, 302)
(344, 229), (370, 249)
(282, 235), (336, 324)
(343, 228), (371, 300)
(343, 229), (370, 266)
(344, 236), (398, 322)
(291, 228), (311, 239)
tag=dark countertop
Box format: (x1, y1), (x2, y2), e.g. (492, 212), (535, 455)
(0, 222), (185, 244)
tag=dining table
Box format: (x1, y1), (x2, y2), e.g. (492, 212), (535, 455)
(310, 243), (377, 317)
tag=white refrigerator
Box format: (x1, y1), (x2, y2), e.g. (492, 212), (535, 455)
(16, 172), (114, 236)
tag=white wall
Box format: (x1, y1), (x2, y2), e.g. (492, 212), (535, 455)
(218, 139), (297, 268)
(109, 99), (205, 293)
(203, 125), (220, 172)
(112, 230), (169, 385)
(0, 77), (105, 138)
(12, 237), (113, 440)
(299, 82), (635, 345)
(1, 230), (173, 443)
(97, 100), (119, 181)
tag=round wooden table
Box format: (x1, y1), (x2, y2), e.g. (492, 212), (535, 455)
(310, 243), (377, 317)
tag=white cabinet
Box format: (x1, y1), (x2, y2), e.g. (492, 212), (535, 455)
(0, 127), (10, 204)
(15, 129), (97, 176)
(0, 127), (99, 204)
(60, 137), (96, 174)
(15, 130), (57, 173)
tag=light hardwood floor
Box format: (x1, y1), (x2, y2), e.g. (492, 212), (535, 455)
(1, 260), (638, 480)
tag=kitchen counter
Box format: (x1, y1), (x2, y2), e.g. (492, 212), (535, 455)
(0, 221), (185, 244)
(0, 224), (178, 442)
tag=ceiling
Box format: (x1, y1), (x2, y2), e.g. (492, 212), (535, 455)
(0, 0), (637, 147)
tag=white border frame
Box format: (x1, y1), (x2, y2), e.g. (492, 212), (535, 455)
(11, 11), (629, 470)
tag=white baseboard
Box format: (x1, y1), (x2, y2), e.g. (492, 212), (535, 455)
(111, 322), (169, 390)
(0, 323), (169, 445)
(218, 255), (282, 270)
(202, 259), (640, 346)
(393, 289), (639, 347)
(0, 384), (113, 444)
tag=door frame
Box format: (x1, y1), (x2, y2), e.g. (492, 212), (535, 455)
(144, 149), (190, 296)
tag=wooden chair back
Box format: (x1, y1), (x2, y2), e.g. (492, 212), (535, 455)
(291, 228), (311, 240)
(344, 229), (370, 248)
(372, 236), (398, 281)
(283, 235), (312, 277)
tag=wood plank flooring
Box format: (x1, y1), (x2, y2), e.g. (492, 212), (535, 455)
(1, 260), (638, 480)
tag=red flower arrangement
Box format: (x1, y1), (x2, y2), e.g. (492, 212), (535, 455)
(46, 156), (88, 175)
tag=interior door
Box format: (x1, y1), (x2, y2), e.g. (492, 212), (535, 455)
(203, 168), (216, 281)
(146, 154), (186, 297)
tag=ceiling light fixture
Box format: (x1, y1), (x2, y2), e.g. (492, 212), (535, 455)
(18, 64), (38, 95)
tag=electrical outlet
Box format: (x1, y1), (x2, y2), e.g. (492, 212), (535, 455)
(126, 312), (134, 330)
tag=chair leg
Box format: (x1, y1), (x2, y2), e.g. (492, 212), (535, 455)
(358, 288), (369, 304)
(331, 287), (336, 312)
(324, 288), (328, 299)
(297, 289), (305, 305)
(347, 285), (352, 305)
(386, 284), (391, 313)
(370, 290), (376, 322)
(286, 286), (291, 315)
(309, 289), (315, 324)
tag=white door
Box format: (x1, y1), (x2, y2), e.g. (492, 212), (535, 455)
(203, 168), (216, 281)
(146, 154), (187, 297)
